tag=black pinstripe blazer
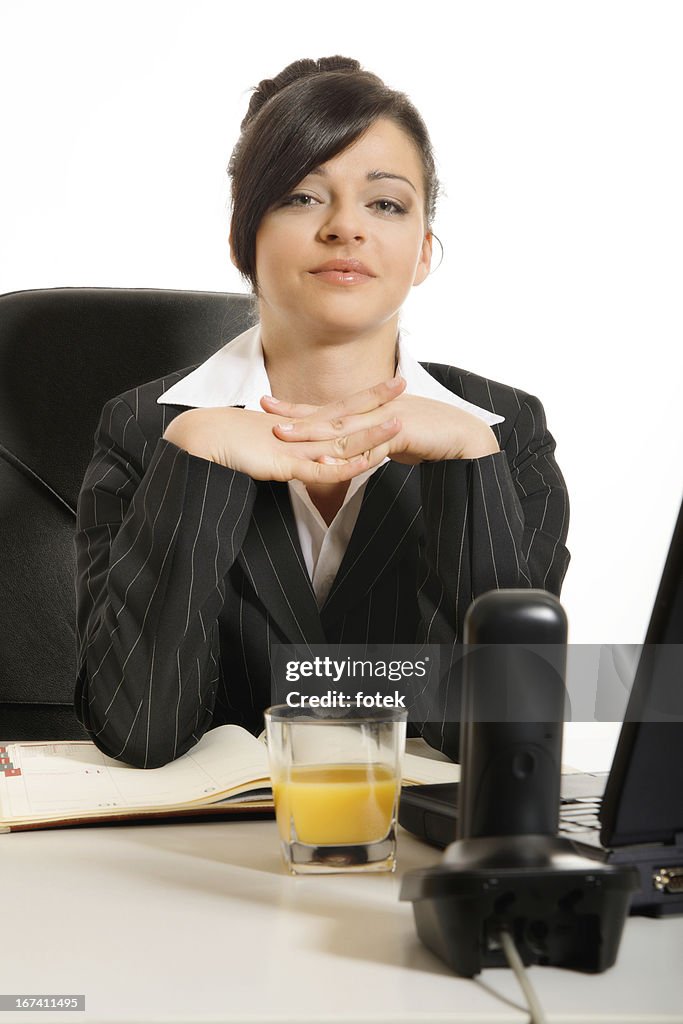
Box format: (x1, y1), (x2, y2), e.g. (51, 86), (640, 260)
(74, 362), (570, 768)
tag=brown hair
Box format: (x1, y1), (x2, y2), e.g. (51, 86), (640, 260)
(228, 56), (440, 292)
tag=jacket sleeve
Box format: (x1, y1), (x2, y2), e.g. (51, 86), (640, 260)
(415, 392), (570, 757)
(74, 396), (257, 768)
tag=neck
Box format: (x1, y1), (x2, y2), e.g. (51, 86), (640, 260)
(259, 312), (400, 406)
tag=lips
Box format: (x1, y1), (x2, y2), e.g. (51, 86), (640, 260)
(308, 258), (376, 287)
(309, 258), (375, 277)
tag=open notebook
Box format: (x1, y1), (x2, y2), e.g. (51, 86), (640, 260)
(0, 725), (460, 833)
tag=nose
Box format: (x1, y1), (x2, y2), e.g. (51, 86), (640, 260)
(318, 198), (366, 244)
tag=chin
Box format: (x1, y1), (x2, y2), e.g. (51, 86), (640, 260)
(262, 287), (402, 338)
(308, 315), (387, 339)
(300, 298), (397, 335)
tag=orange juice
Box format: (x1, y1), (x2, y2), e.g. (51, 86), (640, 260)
(272, 763), (398, 845)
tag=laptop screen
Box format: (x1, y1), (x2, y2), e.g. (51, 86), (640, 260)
(600, 491), (683, 846)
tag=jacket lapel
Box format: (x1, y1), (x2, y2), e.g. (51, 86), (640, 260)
(237, 480), (328, 647)
(237, 465), (423, 643)
(320, 462), (423, 631)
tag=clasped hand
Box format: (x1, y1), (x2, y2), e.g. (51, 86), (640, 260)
(164, 377), (499, 483)
(259, 376), (499, 477)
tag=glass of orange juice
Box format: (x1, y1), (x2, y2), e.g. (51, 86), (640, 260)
(264, 705), (407, 874)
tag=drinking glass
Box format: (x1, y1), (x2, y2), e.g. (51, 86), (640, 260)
(264, 705), (407, 874)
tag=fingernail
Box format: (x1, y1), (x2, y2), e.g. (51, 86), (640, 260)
(263, 395), (279, 403)
(322, 456), (345, 464)
(277, 422), (294, 432)
(381, 418), (397, 429)
(388, 376), (403, 389)
(350, 453), (367, 464)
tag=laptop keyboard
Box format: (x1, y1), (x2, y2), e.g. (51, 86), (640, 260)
(558, 797), (602, 835)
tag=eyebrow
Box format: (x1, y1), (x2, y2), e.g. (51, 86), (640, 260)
(306, 166), (417, 195)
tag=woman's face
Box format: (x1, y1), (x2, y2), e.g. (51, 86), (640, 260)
(251, 118), (432, 338)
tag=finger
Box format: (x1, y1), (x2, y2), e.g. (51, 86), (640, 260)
(260, 395), (319, 417)
(285, 452), (374, 485)
(273, 413), (401, 446)
(318, 438), (394, 470)
(285, 434), (397, 485)
(264, 376), (405, 423)
(318, 376), (406, 420)
(328, 439), (394, 471)
(278, 420), (400, 465)
(323, 418), (401, 459)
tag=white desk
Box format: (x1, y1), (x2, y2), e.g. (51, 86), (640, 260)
(2, 817), (682, 1024)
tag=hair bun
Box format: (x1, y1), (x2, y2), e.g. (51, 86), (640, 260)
(241, 55), (361, 129)
(314, 56), (360, 74)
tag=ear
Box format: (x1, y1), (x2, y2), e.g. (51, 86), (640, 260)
(228, 229), (238, 269)
(412, 231), (433, 287)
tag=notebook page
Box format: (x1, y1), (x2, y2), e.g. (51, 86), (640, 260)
(0, 725), (268, 820)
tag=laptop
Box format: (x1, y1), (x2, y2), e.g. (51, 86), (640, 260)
(400, 492), (683, 916)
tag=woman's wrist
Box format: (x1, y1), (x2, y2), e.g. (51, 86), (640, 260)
(163, 409), (197, 451)
(454, 424), (500, 460)
(163, 409), (225, 463)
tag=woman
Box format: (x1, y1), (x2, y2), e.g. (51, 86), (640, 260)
(74, 56), (570, 768)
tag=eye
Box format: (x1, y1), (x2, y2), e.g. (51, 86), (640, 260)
(371, 199), (407, 216)
(281, 192), (319, 208)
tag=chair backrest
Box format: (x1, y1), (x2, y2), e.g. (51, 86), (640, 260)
(0, 287), (254, 739)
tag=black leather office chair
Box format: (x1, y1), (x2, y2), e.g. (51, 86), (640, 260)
(0, 287), (254, 739)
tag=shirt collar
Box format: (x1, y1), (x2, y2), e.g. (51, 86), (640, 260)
(158, 322), (504, 426)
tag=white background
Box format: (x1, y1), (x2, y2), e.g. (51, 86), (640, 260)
(1, 0), (681, 643)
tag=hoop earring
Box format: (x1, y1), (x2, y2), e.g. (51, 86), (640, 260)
(428, 233), (444, 275)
